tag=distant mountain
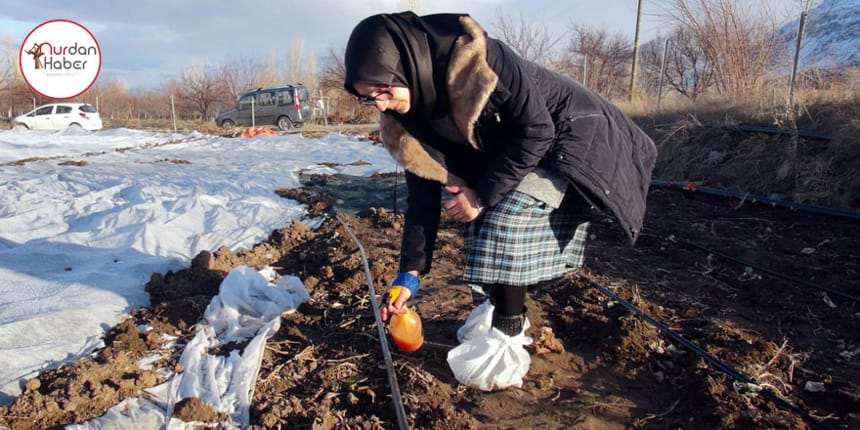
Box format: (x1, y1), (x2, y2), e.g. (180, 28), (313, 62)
(778, 0), (860, 68)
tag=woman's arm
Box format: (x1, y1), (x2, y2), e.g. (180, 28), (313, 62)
(399, 171), (442, 274)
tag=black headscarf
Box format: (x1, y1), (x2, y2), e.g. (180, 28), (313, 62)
(343, 12), (466, 120)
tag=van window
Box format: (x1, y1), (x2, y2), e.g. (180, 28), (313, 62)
(258, 92), (274, 106)
(56, 106), (73, 114)
(35, 106), (53, 116)
(276, 89), (294, 106)
(238, 94), (254, 110)
(297, 87), (310, 103)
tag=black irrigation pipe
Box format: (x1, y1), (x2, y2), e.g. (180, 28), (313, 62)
(676, 238), (860, 304)
(334, 214), (409, 430)
(584, 275), (831, 430)
(651, 180), (860, 221)
(652, 122), (833, 141)
(726, 123), (832, 141)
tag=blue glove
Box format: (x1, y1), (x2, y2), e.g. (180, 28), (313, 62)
(392, 272), (419, 298)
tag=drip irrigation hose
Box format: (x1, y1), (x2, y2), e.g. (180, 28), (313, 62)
(583, 275), (831, 430)
(651, 180), (860, 221)
(676, 237), (860, 304)
(335, 214), (409, 430)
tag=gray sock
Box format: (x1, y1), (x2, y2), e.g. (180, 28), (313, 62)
(491, 312), (524, 337)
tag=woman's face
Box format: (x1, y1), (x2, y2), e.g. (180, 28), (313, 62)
(353, 82), (411, 114)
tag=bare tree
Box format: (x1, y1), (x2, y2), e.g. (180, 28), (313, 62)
(664, 0), (780, 98)
(0, 35), (38, 118)
(318, 46), (346, 93)
(304, 50), (317, 90)
(85, 79), (135, 119)
(491, 11), (565, 66)
(558, 25), (631, 98)
(286, 37), (305, 84)
(179, 65), (227, 119)
(641, 29), (717, 100)
(221, 57), (261, 100)
(258, 50), (280, 88)
(0, 36), (15, 116)
(317, 46), (377, 123)
(133, 86), (172, 120)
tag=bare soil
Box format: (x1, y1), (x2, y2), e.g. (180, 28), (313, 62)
(1, 124), (858, 429)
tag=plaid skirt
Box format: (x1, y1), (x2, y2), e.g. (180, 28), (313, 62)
(462, 190), (590, 286)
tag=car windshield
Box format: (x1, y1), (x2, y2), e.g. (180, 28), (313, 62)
(79, 104), (97, 113)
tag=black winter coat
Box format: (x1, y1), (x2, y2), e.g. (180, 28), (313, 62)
(379, 16), (657, 274)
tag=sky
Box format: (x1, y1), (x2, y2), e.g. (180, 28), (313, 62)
(0, 127), (397, 411)
(0, 0), (668, 88)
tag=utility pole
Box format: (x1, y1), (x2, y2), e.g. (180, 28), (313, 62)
(583, 54), (589, 88)
(657, 39), (671, 111)
(788, 11), (807, 108)
(629, 0), (644, 102)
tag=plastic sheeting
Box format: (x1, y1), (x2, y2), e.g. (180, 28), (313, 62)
(69, 266), (309, 429)
(448, 305), (532, 392)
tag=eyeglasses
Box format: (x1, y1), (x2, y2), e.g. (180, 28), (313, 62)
(356, 87), (393, 105)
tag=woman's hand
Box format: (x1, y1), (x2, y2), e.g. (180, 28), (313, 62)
(380, 287), (411, 322)
(444, 185), (484, 223)
(380, 272), (419, 322)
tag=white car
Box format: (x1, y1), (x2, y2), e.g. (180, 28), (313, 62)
(13, 103), (103, 131)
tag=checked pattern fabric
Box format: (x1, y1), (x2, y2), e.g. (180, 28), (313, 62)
(463, 190), (590, 286)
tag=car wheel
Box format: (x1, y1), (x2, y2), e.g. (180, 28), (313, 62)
(12, 123), (29, 131)
(277, 116), (292, 131)
(221, 119), (236, 129)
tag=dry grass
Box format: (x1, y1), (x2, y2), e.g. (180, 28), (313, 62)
(643, 81), (860, 210)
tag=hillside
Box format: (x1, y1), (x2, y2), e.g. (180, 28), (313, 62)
(778, 0), (860, 68)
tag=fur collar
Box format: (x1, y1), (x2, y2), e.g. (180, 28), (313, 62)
(379, 16), (498, 186)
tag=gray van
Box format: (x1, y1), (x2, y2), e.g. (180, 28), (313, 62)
(216, 84), (312, 130)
